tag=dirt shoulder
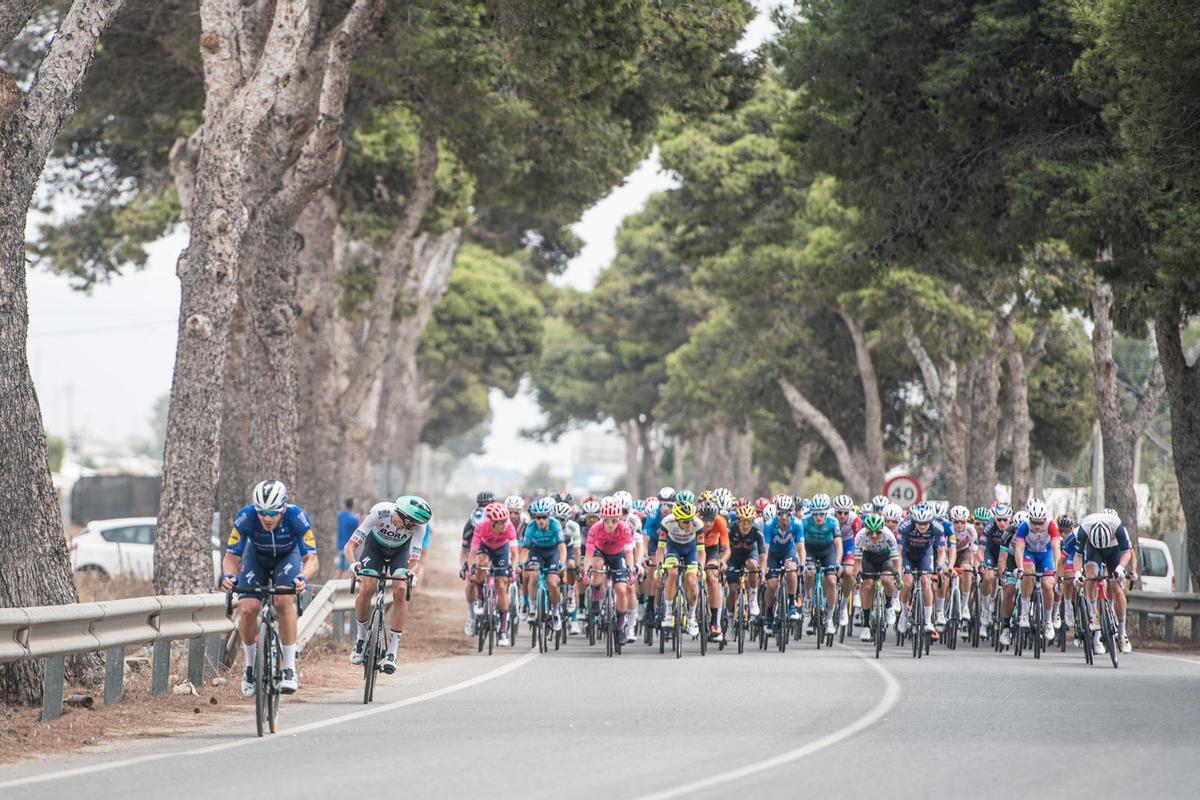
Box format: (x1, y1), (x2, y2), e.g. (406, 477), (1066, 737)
(0, 535), (469, 764)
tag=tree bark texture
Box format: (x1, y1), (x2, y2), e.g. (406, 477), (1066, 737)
(778, 378), (870, 499)
(636, 419), (659, 497)
(902, 320), (968, 504)
(791, 440), (814, 495)
(0, 0), (126, 706)
(837, 307), (885, 492)
(156, 0), (379, 594)
(1003, 315), (1051, 507)
(1091, 282), (1164, 540)
(1154, 309), (1200, 585)
(967, 320), (1004, 508)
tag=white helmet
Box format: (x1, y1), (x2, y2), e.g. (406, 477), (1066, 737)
(612, 490), (634, 512)
(505, 495), (525, 512)
(832, 494), (855, 512)
(870, 494), (888, 511)
(645, 498), (660, 514)
(1088, 520), (1115, 549)
(774, 494), (795, 512)
(931, 500), (949, 518)
(810, 493), (831, 512)
(1026, 499), (1048, 522)
(762, 503), (778, 520)
(910, 502), (935, 524)
(882, 503), (904, 523)
(252, 479), (288, 513)
(714, 487), (733, 510)
(949, 505), (970, 523)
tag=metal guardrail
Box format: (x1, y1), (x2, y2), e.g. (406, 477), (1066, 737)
(0, 583), (373, 721)
(1127, 590), (1200, 645)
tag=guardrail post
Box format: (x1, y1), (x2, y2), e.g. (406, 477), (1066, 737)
(205, 635), (223, 679)
(1138, 612), (1148, 639)
(41, 655), (65, 721)
(151, 640), (171, 695)
(104, 646), (125, 704)
(332, 609), (344, 640)
(1191, 615), (1200, 646)
(187, 638), (205, 686)
(1165, 614), (1176, 643)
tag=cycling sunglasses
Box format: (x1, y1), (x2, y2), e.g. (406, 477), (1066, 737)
(256, 508), (283, 518)
(533, 514), (550, 521)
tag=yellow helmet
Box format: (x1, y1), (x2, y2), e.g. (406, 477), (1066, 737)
(736, 503), (757, 521)
(672, 501), (697, 523)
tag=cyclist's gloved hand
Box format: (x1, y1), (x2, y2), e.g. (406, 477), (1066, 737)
(293, 576), (307, 592)
(1114, 565), (1126, 580)
(1013, 567), (1024, 580)
(458, 563), (469, 580)
(1074, 574), (1084, 587)
(222, 573), (236, 591)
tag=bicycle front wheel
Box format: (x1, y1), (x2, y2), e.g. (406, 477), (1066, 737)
(255, 621), (270, 737)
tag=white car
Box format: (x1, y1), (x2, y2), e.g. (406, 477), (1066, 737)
(70, 517), (222, 584)
(1137, 538), (1175, 593)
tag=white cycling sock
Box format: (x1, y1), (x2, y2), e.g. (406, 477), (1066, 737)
(387, 629), (403, 657)
(281, 644), (296, 671)
(466, 599), (476, 619)
(356, 618), (368, 639)
(961, 591), (969, 608)
(923, 605), (932, 626)
(243, 643), (257, 670)
(1118, 616), (1127, 638)
(1064, 598), (1074, 618)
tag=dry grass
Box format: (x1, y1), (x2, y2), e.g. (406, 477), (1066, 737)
(73, 572), (154, 603)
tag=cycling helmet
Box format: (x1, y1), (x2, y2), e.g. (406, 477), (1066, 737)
(762, 503), (778, 520)
(810, 493), (831, 513)
(484, 502), (509, 523)
(1056, 513), (1075, 532)
(799, 498), (813, 514)
(931, 500), (949, 518)
(505, 495), (525, 512)
(581, 499), (601, 516)
(871, 494), (888, 512)
(863, 513), (885, 533)
(736, 503), (757, 521)
(991, 502), (1012, 520)
(475, 490), (495, 507)
(697, 490), (716, 505)
(882, 503), (904, 522)
(1025, 499), (1048, 522)
(644, 498), (660, 514)
(1088, 520), (1115, 549)
(553, 501), (572, 519)
(632, 498), (646, 513)
(910, 502), (935, 524)
(948, 505), (970, 523)
(832, 494), (855, 512)
(658, 486), (677, 502)
(698, 501), (718, 522)
(973, 506), (992, 523)
(714, 488), (733, 509)
(675, 489), (696, 506)
(600, 499), (623, 519)
(252, 479), (288, 513)
(613, 490), (634, 512)
(553, 491), (573, 505)
(393, 495), (432, 525)
(755, 497), (770, 512)
(672, 501), (697, 523)
(529, 497), (554, 517)
(774, 494), (795, 512)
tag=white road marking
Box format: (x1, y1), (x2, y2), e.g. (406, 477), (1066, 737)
(1140, 651), (1200, 667)
(0, 652), (538, 790)
(633, 646), (901, 800)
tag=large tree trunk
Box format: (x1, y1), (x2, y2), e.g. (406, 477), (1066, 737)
(902, 321), (968, 503)
(967, 320), (1004, 508)
(1155, 309), (1200, 585)
(1091, 282), (1164, 541)
(1003, 315), (1051, 507)
(790, 440), (813, 495)
(838, 307), (885, 491)
(636, 419), (659, 497)
(672, 438), (689, 489)
(0, 0), (126, 706)
(778, 378), (870, 498)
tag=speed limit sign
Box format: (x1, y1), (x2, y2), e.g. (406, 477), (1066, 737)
(883, 475), (923, 508)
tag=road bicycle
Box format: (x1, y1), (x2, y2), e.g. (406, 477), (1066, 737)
(472, 565), (500, 656)
(1083, 574), (1120, 669)
(727, 567), (761, 655)
(859, 569), (897, 659)
(658, 561), (694, 659)
(903, 569), (933, 659)
(808, 562), (839, 649)
(225, 582), (303, 737)
(351, 568), (413, 704)
(524, 562), (562, 653)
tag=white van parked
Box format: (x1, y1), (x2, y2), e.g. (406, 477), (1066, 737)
(1136, 538), (1175, 593)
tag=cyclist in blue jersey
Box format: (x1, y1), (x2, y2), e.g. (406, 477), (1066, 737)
(1056, 514), (1079, 642)
(641, 487), (676, 628)
(517, 497), (567, 632)
(762, 495), (806, 631)
(1073, 511), (1133, 655)
(221, 480), (319, 696)
(1011, 499), (1060, 642)
(895, 502), (943, 637)
(801, 494), (843, 636)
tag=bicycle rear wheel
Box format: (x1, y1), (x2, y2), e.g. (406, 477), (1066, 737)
(255, 621), (270, 737)
(674, 597), (684, 659)
(911, 591), (922, 659)
(969, 583), (981, 648)
(364, 611), (381, 704)
(874, 597), (885, 658)
(1102, 602), (1119, 669)
(266, 633), (279, 732)
(1032, 591), (1043, 660)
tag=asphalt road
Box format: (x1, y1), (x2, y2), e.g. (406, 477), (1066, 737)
(2, 620), (1198, 800)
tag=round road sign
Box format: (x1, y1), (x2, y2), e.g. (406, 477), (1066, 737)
(883, 474), (923, 508)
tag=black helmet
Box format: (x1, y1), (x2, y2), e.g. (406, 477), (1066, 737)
(476, 490), (495, 507)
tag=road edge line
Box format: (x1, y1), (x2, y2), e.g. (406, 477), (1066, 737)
(633, 646), (901, 800)
(0, 652), (538, 791)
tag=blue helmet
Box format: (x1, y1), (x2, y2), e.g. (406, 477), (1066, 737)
(810, 493), (831, 513)
(529, 497), (554, 516)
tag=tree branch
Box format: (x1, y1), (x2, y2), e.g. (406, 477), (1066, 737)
(902, 320), (941, 400)
(0, 0), (39, 53)
(1024, 315), (1052, 375)
(1130, 357), (1165, 438)
(11, 0), (127, 194)
(777, 377), (868, 497)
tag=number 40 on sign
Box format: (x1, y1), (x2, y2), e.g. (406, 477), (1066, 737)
(883, 475), (923, 508)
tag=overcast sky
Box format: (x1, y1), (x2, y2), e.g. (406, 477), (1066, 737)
(27, 2), (780, 472)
